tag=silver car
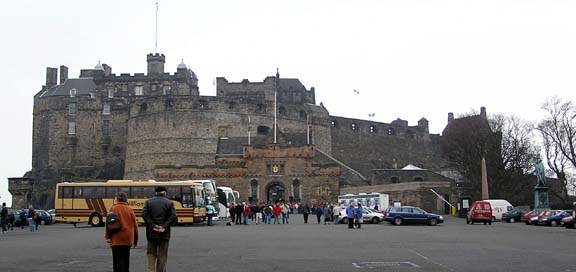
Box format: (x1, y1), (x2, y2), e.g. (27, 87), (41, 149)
(339, 207), (384, 224)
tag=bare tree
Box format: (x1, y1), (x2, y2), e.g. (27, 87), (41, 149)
(537, 96), (576, 200)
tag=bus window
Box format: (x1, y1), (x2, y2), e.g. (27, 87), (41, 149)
(82, 187), (105, 198)
(74, 187), (83, 198)
(131, 186), (154, 199)
(106, 187), (130, 198)
(166, 186), (182, 202)
(62, 187), (73, 198)
(182, 193), (193, 208)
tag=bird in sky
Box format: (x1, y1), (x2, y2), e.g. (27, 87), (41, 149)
(353, 89), (359, 94)
(368, 113), (375, 117)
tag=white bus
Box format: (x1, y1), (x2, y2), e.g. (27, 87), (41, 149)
(338, 193), (389, 211)
(216, 186), (240, 221)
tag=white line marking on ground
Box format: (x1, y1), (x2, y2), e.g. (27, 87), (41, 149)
(409, 249), (455, 272)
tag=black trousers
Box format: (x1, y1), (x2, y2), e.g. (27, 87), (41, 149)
(112, 245), (131, 272)
(348, 218), (354, 229)
(303, 213), (309, 224)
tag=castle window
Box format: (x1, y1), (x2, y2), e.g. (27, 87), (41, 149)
(69, 88), (77, 97)
(68, 103), (76, 115)
(369, 125), (376, 133)
(102, 102), (111, 115)
(387, 127), (395, 135)
(351, 123), (358, 131)
(135, 86), (144, 96)
(140, 103), (148, 113)
(228, 101), (236, 110)
(391, 177), (400, 183)
(331, 121), (337, 128)
(199, 100), (208, 109)
(299, 110), (307, 120)
(68, 121), (76, 135)
(414, 176), (424, 182)
(257, 126), (270, 136)
(112, 146), (122, 157)
(279, 106), (286, 116)
(151, 84), (157, 92)
(102, 120), (110, 136)
(108, 89), (114, 98)
(163, 86), (171, 95)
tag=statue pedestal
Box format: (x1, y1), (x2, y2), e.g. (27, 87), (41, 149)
(534, 186), (549, 210)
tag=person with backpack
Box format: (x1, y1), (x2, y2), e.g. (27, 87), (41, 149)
(104, 192), (139, 272)
(354, 203), (364, 229)
(315, 204), (324, 224)
(302, 203), (311, 224)
(205, 201), (216, 226)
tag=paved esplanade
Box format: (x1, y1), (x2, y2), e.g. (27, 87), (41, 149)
(0, 216), (574, 272)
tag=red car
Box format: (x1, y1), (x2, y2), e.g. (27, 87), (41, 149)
(562, 216), (574, 229)
(467, 200), (492, 225)
(521, 210), (540, 225)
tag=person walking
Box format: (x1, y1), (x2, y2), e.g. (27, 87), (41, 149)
(235, 203), (243, 225)
(243, 204), (250, 225)
(323, 204), (332, 225)
(302, 203), (311, 224)
(332, 205), (340, 225)
(315, 204), (324, 224)
(142, 186), (177, 272)
(205, 201), (216, 226)
(27, 206), (36, 232)
(255, 204), (262, 225)
(346, 203), (355, 229)
(7, 211), (15, 231)
(228, 204), (235, 225)
(105, 192), (139, 272)
(355, 203), (364, 229)
(273, 203), (282, 224)
(1, 202), (8, 233)
(281, 202), (290, 224)
(19, 210), (26, 230)
(264, 205), (272, 224)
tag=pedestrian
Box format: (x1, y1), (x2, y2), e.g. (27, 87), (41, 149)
(7, 211), (15, 231)
(142, 186), (177, 272)
(323, 204), (332, 225)
(302, 203), (310, 224)
(281, 201), (290, 224)
(294, 203), (299, 214)
(19, 210), (26, 229)
(206, 201), (216, 226)
(346, 203), (355, 229)
(105, 192), (139, 272)
(332, 205), (340, 225)
(315, 204), (323, 224)
(235, 203), (243, 224)
(34, 211), (42, 231)
(1, 202), (7, 233)
(27, 206), (36, 232)
(355, 203), (364, 229)
(264, 205), (273, 224)
(255, 204), (262, 225)
(243, 204), (250, 225)
(273, 203), (282, 224)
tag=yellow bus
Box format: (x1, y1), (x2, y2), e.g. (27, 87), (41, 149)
(55, 180), (207, 226)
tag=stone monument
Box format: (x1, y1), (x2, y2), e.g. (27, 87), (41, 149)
(534, 159), (549, 209)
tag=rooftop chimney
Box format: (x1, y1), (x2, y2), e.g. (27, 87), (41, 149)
(59, 65), (68, 84)
(46, 67), (58, 87)
(448, 112), (454, 123)
(480, 107), (487, 119)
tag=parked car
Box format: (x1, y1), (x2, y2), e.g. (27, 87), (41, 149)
(339, 207), (384, 224)
(467, 200), (492, 225)
(484, 199), (514, 221)
(47, 209), (56, 223)
(531, 210), (560, 225)
(502, 208), (526, 223)
(562, 216), (574, 229)
(384, 206), (444, 226)
(540, 210), (571, 227)
(35, 210), (53, 225)
(521, 210), (540, 225)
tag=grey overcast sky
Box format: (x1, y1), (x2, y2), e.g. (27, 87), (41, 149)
(1, 0), (575, 205)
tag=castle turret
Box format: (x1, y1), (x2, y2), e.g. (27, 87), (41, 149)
(480, 106), (487, 119)
(45, 67), (58, 87)
(418, 118), (429, 133)
(147, 53), (165, 75)
(448, 112), (454, 123)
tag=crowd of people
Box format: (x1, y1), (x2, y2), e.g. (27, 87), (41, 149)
(0, 203), (42, 233)
(224, 200), (366, 229)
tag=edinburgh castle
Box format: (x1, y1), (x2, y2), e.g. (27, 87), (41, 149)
(10, 53), (482, 213)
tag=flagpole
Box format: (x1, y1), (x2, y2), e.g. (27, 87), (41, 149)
(155, 2), (159, 53)
(248, 116), (251, 146)
(306, 115), (310, 145)
(274, 76), (277, 144)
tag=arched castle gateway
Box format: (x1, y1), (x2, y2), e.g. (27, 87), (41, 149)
(15, 53), (461, 212)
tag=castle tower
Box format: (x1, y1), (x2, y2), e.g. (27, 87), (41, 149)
(147, 53), (165, 75)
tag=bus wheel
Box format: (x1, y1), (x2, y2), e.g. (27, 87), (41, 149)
(89, 213), (103, 227)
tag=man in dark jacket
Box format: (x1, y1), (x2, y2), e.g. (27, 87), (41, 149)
(1, 202), (8, 233)
(142, 186), (177, 272)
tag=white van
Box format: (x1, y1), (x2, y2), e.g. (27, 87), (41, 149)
(485, 199), (514, 221)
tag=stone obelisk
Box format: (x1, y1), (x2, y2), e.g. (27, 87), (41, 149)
(481, 157), (489, 200)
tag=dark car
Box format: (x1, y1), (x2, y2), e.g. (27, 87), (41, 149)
(540, 210), (571, 227)
(384, 206), (444, 226)
(35, 210), (53, 225)
(502, 209), (526, 223)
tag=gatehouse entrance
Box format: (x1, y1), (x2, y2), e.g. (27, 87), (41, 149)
(267, 182), (285, 204)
